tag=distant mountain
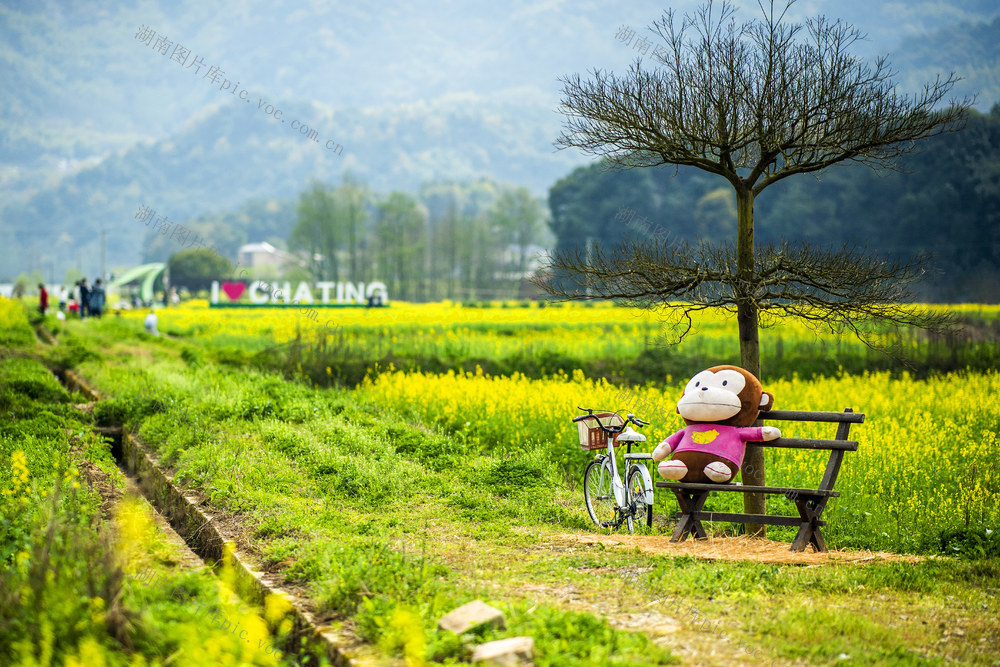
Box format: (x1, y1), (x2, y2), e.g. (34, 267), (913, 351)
(0, 95), (577, 279)
(1, 0), (997, 280)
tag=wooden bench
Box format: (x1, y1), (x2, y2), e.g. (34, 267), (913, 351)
(655, 408), (864, 552)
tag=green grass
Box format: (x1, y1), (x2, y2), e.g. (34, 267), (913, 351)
(65, 322), (680, 664)
(11, 303), (1000, 664)
(0, 305), (327, 666)
(53, 314), (998, 665)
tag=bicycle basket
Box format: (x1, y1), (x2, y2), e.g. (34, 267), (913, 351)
(577, 412), (625, 451)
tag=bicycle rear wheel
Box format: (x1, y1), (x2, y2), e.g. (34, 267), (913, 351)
(627, 466), (653, 529)
(584, 458), (615, 529)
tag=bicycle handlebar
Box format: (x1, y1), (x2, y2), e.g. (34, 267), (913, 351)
(573, 407), (649, 431)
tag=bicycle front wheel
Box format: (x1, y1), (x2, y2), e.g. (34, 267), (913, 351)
(584, 458), (615, 529)
(628, 466), (653, 529)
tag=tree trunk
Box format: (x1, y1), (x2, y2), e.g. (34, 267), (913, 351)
(735, 182), (765, 536)
(348, 202), (358, 281)
(425, 217), (433, 302)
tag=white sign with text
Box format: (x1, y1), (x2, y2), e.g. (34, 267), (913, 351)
(210, 280), (388, 305)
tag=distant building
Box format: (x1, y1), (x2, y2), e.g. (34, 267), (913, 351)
(497, 243), (548, 280)
(237, 242), (300, 273)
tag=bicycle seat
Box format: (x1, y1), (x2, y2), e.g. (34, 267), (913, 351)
(616, 426), (646, 443)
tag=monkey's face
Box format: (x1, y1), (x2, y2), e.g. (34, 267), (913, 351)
(677, 368), (748, 422)
(676, 365), (773, 427)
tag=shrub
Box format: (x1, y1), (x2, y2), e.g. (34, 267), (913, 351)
(939, 526), (1000, 559)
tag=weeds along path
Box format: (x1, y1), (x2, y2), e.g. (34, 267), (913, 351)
(72, 420), (206, 575)
(28, 321), (367, 665)
(30, 313), (1000, 667)
(59, 370), (375, 666)
(2, 323), (348, 663)
(549, 533), (926, 566)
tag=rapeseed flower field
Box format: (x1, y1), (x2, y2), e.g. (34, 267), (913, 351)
(10, 296), (1000, 665)
(114, 299), (1000, 384)
(358, 362), (1000, 554)
(41, 298), (1000, 552)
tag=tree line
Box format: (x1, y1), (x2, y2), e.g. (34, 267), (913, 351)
(167, 176), (551, 301)
(288, 177), (549, 301)
(547, 104), (1000, 303)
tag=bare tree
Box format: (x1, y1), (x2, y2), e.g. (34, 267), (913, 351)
(540, 0), (971, 530)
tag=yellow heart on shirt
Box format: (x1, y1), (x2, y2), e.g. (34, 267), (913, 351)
(691, 429), (720, 445)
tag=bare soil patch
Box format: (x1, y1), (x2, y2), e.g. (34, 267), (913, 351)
(552, 532), (926, 565)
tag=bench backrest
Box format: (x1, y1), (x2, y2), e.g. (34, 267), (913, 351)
(759, 408), (865, 494)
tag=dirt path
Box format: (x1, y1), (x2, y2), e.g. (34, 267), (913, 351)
(419, 522), (937, 666)
(551, 532), (925, 565)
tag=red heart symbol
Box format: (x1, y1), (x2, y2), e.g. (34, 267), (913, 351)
(222, 282), (246, 301)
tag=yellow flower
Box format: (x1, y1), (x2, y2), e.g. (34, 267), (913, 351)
(8, 451), (30, 497)
(264, 592), (292, 625)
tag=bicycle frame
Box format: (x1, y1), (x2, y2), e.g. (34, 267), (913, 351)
(600, 443), (654, 521)
(600, 436), (627, 509)
(580, 410), (654, 529)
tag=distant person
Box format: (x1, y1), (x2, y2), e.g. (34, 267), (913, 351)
(58, 286), (67, 311)
(37, 284), (48, 315)
(144, 311), (158, 336)
(78, 279), (90, 319)
(89, 279), (106, 318)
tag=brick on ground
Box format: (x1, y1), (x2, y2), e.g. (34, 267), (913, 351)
(438, 600), (506, 634)
(471, 636), (534, 665)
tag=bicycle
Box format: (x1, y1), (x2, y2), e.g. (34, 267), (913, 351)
(573, 407), (655, 533)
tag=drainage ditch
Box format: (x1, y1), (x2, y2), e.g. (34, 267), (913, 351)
(60, 367), (358, 667)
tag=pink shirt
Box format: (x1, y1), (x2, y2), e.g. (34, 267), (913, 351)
(663, 424), (766, 468)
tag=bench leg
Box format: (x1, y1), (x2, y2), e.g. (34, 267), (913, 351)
(790, 496), (827, 552)
(669, 490), (709, 543)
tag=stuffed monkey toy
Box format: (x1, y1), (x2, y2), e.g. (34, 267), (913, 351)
(652, 365), (780, 484)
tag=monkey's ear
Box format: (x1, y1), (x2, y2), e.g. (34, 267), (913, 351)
(759, 392), (774, 412)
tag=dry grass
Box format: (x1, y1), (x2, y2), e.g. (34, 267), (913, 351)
(551, 532), (927, 566)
